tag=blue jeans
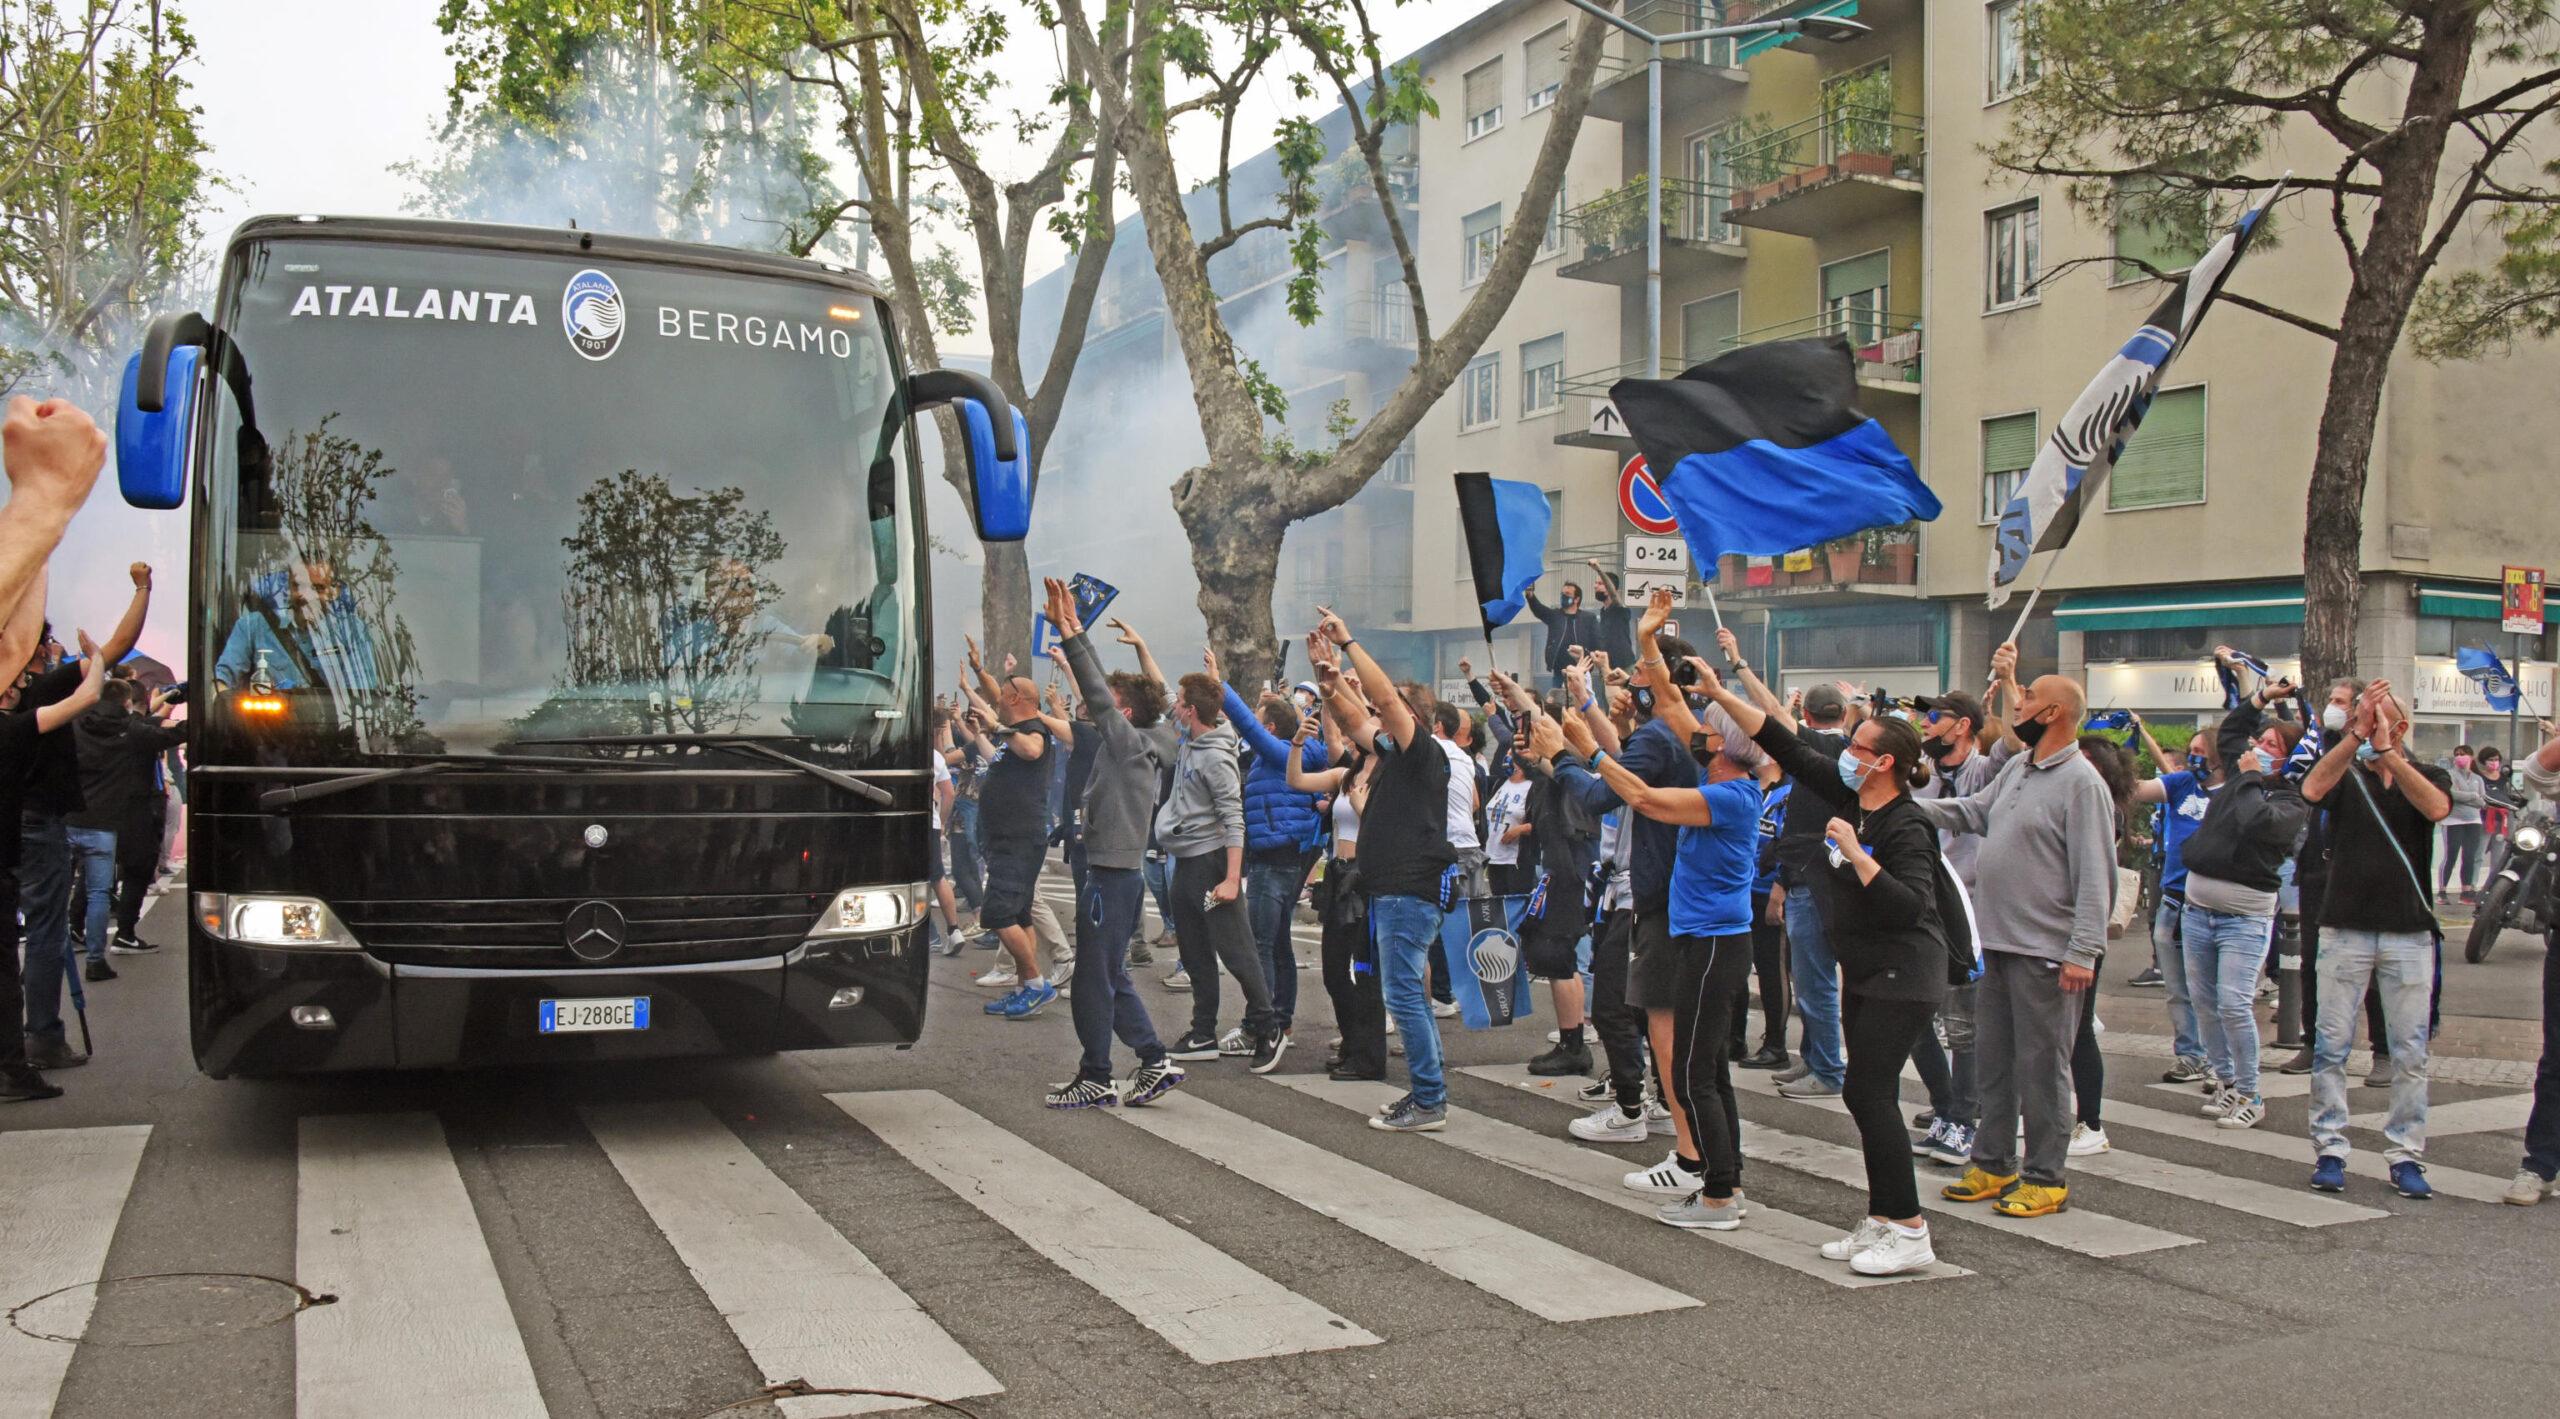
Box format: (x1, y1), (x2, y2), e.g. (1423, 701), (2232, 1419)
(1372, 894), (1448, 1109)
(1072, 867), (1163, 1083)
(18, 811), (75, 1043)
(2310, 927), (2433, 1165)
(1246, 855), (1305, 1030)
(2154, 894), (2204, 1061)
(67, 826), (118, 965)
(1143, 852), (1175, 937)
(2181, 904), (2272, 1098)
(1784, 884), (1844, 1087)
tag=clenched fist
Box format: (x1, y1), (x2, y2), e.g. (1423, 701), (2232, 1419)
(3, 397), (107, 515)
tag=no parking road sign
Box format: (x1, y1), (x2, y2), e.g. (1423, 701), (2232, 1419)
(1618, 455), (1678, 537)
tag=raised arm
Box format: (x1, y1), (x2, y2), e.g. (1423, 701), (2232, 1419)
(1632, 587), (1702, 741)
(1109, 617), (1170, 696)
(2302, 680), (2383, 807)
(1321, 606), (1416, 750)
(1594, 750), (1713, 826)
(0, 569), (44, 685)
(2368, 692), (2449, 821)
(1287, 714), (1352, 795)
(0, 399), (104, 635)
(962, 633), (1002, 706)
(34, 630), (105, 733)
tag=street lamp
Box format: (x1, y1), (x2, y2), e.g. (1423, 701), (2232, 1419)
(1559, 2), (1871, 379)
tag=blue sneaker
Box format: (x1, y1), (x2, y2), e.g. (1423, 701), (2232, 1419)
(2309, 1156), (2348, 1193)
(1001, 980), (1058, 1019)
(984, 986), (1024, 1015)
(2389, 1160), (2433, 1200)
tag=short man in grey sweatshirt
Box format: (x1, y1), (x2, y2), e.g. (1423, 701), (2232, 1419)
(1156, 669), (1284, 1070)
(1046, 579), (1184, 1108)
(1915, 654), (2116, 1214)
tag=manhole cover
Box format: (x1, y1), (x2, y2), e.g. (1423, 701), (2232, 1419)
(9, 1272), (331, 1347)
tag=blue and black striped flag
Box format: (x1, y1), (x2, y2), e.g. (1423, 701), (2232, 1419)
(1455, 471), (1554, 637)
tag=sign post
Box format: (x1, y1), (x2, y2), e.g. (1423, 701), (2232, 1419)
(2506, 566), (2545, 760)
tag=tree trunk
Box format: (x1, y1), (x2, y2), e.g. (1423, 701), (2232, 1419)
(980, 541), (1033, 668)
(2298, 8), (2476, 692)
(1176, 461), (1289, 685)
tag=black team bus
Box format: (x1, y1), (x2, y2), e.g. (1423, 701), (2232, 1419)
(112, 216), (1034, 1077)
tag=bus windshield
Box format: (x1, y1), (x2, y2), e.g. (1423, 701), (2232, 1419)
(197, 237), (920, 768)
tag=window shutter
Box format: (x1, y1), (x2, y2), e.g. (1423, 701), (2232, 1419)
(2113, 174), (2207, 275)
(1465, 60), (1502, 119)
(1524, 28), (1563, 104)
(1981, 413), (2038, 474)
(1821, 250), (1890, 301)
(2108, 387), (2206, 508)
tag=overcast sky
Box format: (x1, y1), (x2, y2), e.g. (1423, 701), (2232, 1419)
(184, 0), (1489, 355)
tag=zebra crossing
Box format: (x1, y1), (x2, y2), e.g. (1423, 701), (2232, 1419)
(0, 1034), (2530, 1418)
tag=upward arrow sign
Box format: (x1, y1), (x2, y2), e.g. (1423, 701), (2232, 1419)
(1588, 401), (1626, 438)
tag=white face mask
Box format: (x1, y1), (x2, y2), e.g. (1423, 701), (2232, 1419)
(2321, 704), (2349, 733)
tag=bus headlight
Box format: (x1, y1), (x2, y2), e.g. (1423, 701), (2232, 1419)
(811, 885), (923, 937)
(194, 892), (359, 949)
(2515, 824), (2547, 855)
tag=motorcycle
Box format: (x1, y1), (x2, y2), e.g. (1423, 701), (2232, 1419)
(2465, 807), (2557, 963)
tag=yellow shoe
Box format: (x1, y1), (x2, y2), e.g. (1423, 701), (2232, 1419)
(1992, 1182), (2070, 1218)
(1941, 1167), (2017, 1203)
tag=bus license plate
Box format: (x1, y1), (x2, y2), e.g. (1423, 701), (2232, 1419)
(540, 997), (650, 1034)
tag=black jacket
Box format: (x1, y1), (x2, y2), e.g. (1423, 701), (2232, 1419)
(2182, 702), (2309, 893)
(68, 704), (185, 833)
(1524, 591), (1602, 677)
(1751, 719), (1949, 1004)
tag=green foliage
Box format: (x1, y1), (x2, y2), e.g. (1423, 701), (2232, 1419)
(0, 0), (215, 401)
(914, 247), (979, 339)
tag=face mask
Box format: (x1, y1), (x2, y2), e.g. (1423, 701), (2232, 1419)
(1562, 596), (1580, 611)
(1923, 735), (1958, 762)
(2187, 753), (2208, 774)
(1631, 687), (1654, 714)
(2322, 705), (2349, 733)
(2454, 754), (2474, 770)
(1836, 749), (1871, 791)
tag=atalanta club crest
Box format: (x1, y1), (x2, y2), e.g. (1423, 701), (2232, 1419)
(561, 269), (626, 361)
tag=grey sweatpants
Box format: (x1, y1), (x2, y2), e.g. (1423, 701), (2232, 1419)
(1969, 949), (2081, 1187)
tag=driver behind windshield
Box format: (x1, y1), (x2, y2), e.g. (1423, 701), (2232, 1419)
(212, 555), (381, 694)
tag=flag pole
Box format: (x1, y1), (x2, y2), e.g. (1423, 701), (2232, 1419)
(1701, 580), (1726, 639)
(1987, 550), (2064, 690)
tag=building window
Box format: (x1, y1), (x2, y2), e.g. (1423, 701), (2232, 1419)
(1464, 58), (1504, 141)
(1986, 200), (2041, 310)
(1462, 203), (1503, 286)
(1524, 26), (1564, 113)
(1820, 249), (1890, 348)
(2084, 624), (2303, 662)
(1779, 619), (1936, 670)
(1459, 353), (1501, 430)
(1538, 188), (1565, 258)
(2113, 172), (2209, 280)
(1681, 291), (1739, 366)
(1688, 126), (1737, 243)
(1981, 411), (2037, 524)
(1988, 1), (2037, 102)
(2107, 384), (2207, 510)
(1520, 334), (1564, 416)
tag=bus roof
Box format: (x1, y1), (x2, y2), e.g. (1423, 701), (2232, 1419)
(225, 214), (892, 303)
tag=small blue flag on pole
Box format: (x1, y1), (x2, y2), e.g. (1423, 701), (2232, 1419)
(2458, 645), (2522, 713)
(1455, 472), (1552, 636)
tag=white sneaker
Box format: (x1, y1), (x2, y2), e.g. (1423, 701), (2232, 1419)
(1818, 1217), (1890, 1262)
(1568, 1103), (1648, 1143)
(1622, 1152), (1696, 1196)
(2201, 1084), (2238, 1119)
(2068, 1123), (2111, 1157)
(1432, 999), (1459, 1019)
(1644, 1097), (1676, 1138)
(1546, 1028), (1563, 1044)
(2505, 1169), (2560, 1206)
(974, 962), (1019, 988)
(1849, 1223), (1937, 1276)
(2216, 1096), (2265, 1130)
(1386, 1015), (1398, 1035)
(1217, 1027), (1252, 1057)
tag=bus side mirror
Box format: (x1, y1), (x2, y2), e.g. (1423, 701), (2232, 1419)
(116, 341), (201, 511)
(908, 369), (1035, 543)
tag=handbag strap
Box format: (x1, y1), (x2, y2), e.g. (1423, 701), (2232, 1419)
(2344, 765), (2441, 930)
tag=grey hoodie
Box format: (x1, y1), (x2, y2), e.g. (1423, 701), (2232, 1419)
(1153, 718), (1246, 860)
(1060, 632), (1177, 870)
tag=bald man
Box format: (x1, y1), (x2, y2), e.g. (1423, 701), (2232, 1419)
(1910, 643), (2118, 1218)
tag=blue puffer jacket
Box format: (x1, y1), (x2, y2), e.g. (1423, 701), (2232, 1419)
(1222, 683), (1330, 857)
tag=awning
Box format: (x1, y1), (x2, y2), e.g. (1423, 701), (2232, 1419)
(2416, 579), (2559, 625)
(1735, 2), (1859, 62)
(2053, 583), (2304, 633)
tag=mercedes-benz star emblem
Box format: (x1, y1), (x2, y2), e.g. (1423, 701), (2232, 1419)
(563, 900), (627, 962)
(584, 823), (609, 849)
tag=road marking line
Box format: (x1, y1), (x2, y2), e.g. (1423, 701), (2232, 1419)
(1262, 1074), (1968, 1287)
(1112, 1094), (1698, 1321)
(296, 1113), (545, 1419)
(1464, 1065), (2198, 1258)
(2350, 1091), (2535, 1136)
(2100, 1098), (2513, 1202)
(2149, 1075), (2313, 1101)
(0, 1125), (150, 1419)
(828, 1091), (1377, 1362)
(584, 1100), (1001, 1413)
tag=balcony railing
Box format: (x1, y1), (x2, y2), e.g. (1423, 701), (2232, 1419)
(1381, 436), (1416, 487)
(1561, 177), (1737, 264)
(1559, 352), (1705, 400)
(1342, 286), (1417, 351)
(1727, 107), (1926, 187)
(1730, 309), (1923, 384)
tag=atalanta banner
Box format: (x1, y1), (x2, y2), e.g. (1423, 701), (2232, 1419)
(1435, 894), (1538, 1030)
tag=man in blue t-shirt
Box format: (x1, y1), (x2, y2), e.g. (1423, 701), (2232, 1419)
(2133, 713), (2217, 1081)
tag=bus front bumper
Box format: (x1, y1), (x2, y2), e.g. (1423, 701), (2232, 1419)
(187, 928), (929, 1077)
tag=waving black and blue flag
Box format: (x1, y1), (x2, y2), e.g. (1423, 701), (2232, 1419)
(1606, 338), (1939, 569)
(1455, 471), (1554, 637)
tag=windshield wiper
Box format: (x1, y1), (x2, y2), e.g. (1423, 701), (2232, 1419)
(256, 750), (664, 811)
(507, 732), (897, 806)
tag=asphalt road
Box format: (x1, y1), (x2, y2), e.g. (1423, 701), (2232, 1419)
(5, 880), (2557, 1419)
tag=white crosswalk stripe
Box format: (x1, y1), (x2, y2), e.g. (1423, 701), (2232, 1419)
(828, 1090), (1380, 1361)
(1265, 1074), (1971, 1287)
(296, 1113), (547, 1419)
(0, 1125), (150, 1419)
(1720, 1063), (2385, 1228)
(2351, 1091), (2536, 1136)
(2098, 1098), (2516, 1202)
(584, 1099), (1003, 1414)
(1112, 1093), (1701, 1322)
(1466, 1065), (2201, 1257)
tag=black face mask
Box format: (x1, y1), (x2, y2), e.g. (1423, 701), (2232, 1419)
(1631, 686), (1655, 714)
(1923, 735), (1958, 761)
(1562, 596), (1580, 611)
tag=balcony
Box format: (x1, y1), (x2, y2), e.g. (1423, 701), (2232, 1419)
(1340, 286), (1418, 358)
(1709, 526), (1921, 600)
(1314, 150), (1420, 249)
(1558, 177), (1746, 286)
(1587, 2), (1749, 128)
(1291, 575), (1413, 628)
(1729, 309), (1922, 399)
(1724, 107), (1925, 238)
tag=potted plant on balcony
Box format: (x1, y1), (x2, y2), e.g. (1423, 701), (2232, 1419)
(1860, 524), (1918, 583)
(1823, 536), (1862, 583)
